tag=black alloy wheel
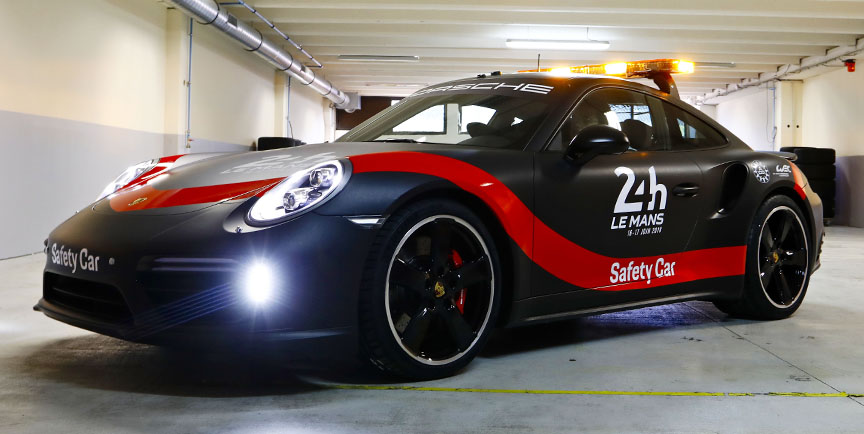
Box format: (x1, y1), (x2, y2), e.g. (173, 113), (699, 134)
(360, 200), (500, 379)
(386, 215), (494, 364)
(714, 195), (811, 320)
(757, 206), (809, 308)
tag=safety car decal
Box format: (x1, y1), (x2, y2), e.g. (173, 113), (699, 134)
(350, 151), (746, 291)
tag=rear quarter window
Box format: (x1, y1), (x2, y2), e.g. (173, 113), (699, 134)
(663, 102), (727, 150)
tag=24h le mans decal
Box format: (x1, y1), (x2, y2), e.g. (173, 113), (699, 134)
(610, 166), (668, 237)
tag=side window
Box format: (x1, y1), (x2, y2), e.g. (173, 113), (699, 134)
(392, 105), (445, 133)
(547, 88), (667, 152)
(663, 102), (727, 150)
(459, 105), (496, 133)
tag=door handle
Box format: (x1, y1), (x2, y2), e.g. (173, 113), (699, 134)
(672, 183), (700, 197)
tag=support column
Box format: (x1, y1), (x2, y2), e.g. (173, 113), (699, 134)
(163, 9), (191, 155)
(774, 80), (803, 150)
(274, 72), (289, 138)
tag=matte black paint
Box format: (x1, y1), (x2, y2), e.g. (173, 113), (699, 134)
(37, 74), (824, 349)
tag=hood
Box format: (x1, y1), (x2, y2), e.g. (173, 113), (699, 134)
(95, 142), (461, 215)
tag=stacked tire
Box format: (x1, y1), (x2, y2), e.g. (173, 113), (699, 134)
(780, 146), (836, 224)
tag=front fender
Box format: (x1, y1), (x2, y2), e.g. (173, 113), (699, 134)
(314, 172), (455, 217)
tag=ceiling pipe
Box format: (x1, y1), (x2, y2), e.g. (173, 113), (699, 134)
(702, 37), (864, 104)
(164, 0), (354, 111)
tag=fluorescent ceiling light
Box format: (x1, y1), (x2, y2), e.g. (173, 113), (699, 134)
(339, 55), (420, 62)
(506, 39), (610, 51)
(366, 83), (426, 87)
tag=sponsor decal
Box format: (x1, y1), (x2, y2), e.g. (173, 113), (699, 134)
(349, 151), (746, 291)
(750, 160), (771, 183)
(610, 257), (676, 285)
(774, 164), (792, 178)
(50, 243), (101, 274)
(411, 82), (554, 97)
(610, 166), (667, 237)
(221, 152), (335, 174)
(128, 197), (148, 207)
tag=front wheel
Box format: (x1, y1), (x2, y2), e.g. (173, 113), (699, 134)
(359, 200), (501, 379)
(715, 195), (811, 320)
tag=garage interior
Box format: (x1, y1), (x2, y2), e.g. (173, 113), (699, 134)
(2, 0), (864, 432)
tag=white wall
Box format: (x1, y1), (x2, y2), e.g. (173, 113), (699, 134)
(287, 78), (335, 144)
(0, 0), (332, 258)
(801, 67), (864, 227)
(697, 104), (717, 120)
(715, 87), (776, 151)
(711, 68), (863, 227)
(188, 18), (277, 150)
(0, 0), (171, 259)
(0, 0), (168, 132)
(801, 68), (863, 154)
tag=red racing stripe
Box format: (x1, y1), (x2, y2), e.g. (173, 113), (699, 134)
(349, 151), (746, 291)
(790, 163), (808, 201)
(109, 177), (282, 212)
(108, 154), (282, 212)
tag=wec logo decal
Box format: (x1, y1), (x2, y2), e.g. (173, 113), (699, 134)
(610, 166), (668, 237)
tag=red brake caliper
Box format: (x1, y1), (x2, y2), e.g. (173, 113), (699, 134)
(450, 250), (467, 314)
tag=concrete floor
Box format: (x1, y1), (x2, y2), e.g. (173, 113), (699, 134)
(2, 226), (864, 433)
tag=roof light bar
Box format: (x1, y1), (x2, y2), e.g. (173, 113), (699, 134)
(519, 58), (695, 78)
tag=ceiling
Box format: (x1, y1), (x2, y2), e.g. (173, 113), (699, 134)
(228, 0), (864, 101)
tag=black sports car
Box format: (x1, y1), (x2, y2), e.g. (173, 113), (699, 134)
(37, 60), (823, 379)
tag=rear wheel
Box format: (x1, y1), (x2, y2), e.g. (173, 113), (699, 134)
(715, 195), (811, 319)
(359, 200), (500, 379)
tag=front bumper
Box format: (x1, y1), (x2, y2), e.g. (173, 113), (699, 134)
(34, 300), (357, 360)
(38, 199), (377, 349)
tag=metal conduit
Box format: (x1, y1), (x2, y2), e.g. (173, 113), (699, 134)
(226, 0), (322, 69)
(165, 0), (351, 110)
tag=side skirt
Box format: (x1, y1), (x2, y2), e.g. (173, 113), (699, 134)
(506, 275), (744, 327)
(513, 292), (719, 326)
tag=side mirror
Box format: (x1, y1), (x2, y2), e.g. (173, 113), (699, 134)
(564, 125), (630, 164)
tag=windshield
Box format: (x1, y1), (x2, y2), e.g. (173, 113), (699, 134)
(337, 92), (555, 149)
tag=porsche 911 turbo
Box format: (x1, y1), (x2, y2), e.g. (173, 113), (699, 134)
(37, 59), (824, 379)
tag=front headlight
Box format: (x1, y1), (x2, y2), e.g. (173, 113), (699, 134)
(96, 159), (158, 201)
(247, 160), (349, 224)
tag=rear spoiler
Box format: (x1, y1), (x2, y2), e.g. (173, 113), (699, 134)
(761, 151), (798, 161)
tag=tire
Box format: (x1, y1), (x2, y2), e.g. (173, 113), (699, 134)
(359, 199), (501, 379)
(822, 200), (837, 219)
(779, 147), (835, 165)
(714, 195), (811, 320)
(795, 164), (835, 180)
(809, 180), (836, 200)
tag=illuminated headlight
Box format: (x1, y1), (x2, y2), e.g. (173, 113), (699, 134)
(247, 160), (349, 224)
(242, 262), (276, 306)
(96, 159), (157, 201)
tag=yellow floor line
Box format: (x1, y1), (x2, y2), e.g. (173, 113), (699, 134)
(330, 384), (864, 398)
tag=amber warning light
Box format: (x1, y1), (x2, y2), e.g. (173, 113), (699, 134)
(519, 59), (695, 78)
